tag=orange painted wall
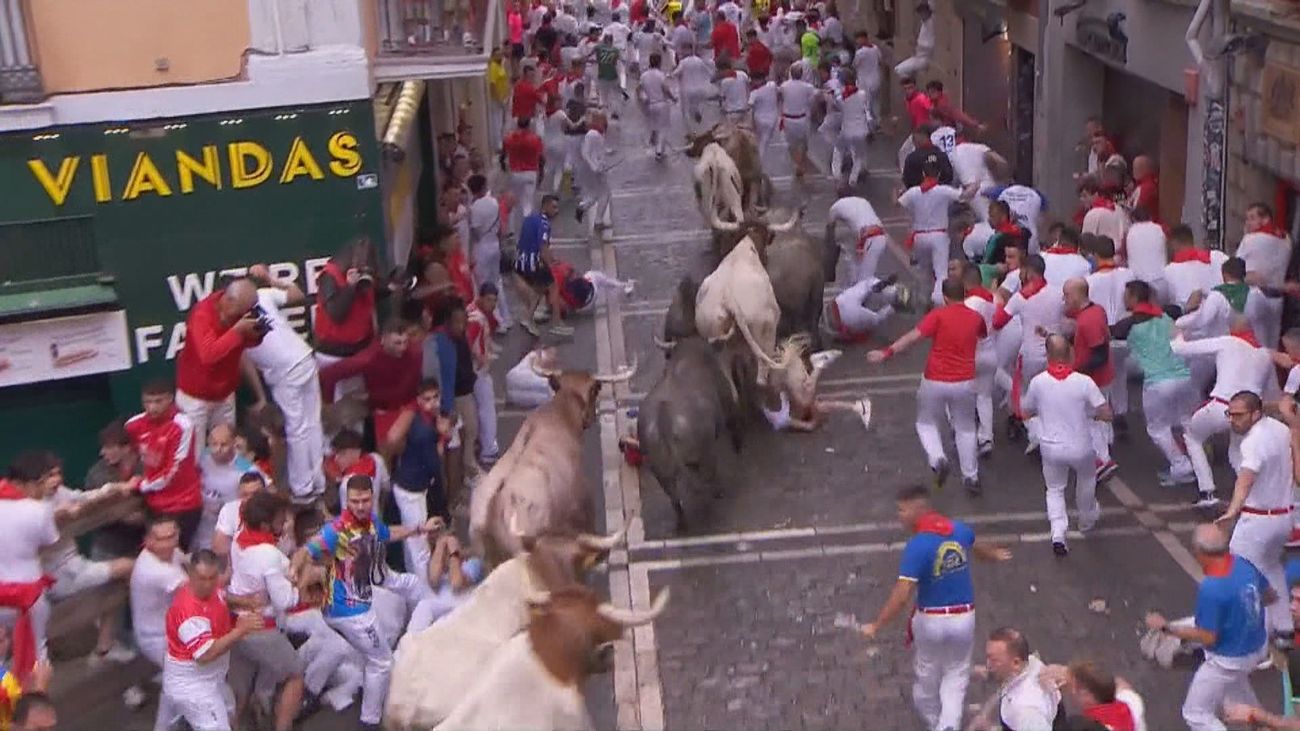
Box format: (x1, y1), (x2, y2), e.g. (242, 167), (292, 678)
(28, 0), (250, 95)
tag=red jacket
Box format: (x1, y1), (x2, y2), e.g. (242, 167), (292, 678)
(314, 261), (377, 350)
(711, 21), (741, 61)
(745, 40), (773, 78)
(125, 406), (202, 514)
(176, 292), (255, 401)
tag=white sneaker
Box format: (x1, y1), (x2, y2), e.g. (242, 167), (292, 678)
(622, 279), (637, 296)
(122, 685), (147, 709)
(854, 398), (873, 431)
(810, 349), (842, 371)
(1195, 494), (1223, 509)
(1024, 439), (1040, 456)
(92, 642), (138, 665)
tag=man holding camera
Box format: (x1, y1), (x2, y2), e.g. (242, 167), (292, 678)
(175, 277), (265, 442)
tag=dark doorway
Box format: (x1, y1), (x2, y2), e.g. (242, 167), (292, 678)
(1011, 46), (1036, 184)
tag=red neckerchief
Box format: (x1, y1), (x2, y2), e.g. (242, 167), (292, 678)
(1020, 279), (1046, 299)
(1067, 301), (1097, 320)
(1090, 197), (1116, 211)
(1203, 555), (1234, 577)
(1094, 259), (1118, 271)
(967, 286), (993, 302)
(1044, 244), (1078, 255)
(0, 479), (25, 500)
(1131, 302), (1163, 317)
(1171, 248), (1210, 264)
(961, 225), (974, 238)
(1085, 702), (1136, 731)
(235, 526), (279, 549)
(1046, 362), (1073, 380)
(913, 511), (953, 536)
(565, 70), (583, 82)
(1249, 222), (1289, 239)
(919, 176), (939, 192)
(1232, 328), (1261, 347)
(722, 69), (736, 79)
(994, 220), (1021, 237)
(347, 453), (378, 478)
(842, 84), (858, 98)
(339, 508), (373, 532)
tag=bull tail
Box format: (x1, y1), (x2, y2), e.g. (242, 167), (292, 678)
(724, 288), (785, 370)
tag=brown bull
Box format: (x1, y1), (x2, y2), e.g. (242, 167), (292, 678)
(469, 358), (637, 566)
(686, 121), (772, 217)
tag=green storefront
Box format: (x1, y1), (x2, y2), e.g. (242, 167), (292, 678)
(0, 100), (386, 479)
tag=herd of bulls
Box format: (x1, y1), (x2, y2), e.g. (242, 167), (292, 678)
(383, 121), (840, 729)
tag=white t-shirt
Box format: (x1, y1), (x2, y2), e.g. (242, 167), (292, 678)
(1175, 289), (1233, 340)
(749, 82), (780, 123)
(639, 68), (670, 104)
(1237, 231), (1292, 288)
(779, 79), (818, 117)
(632, 30), (664, 64)
(829, 196), (883, 233)
(997, 185), (1044, 252)
(930, 126), (958, 156)
(718, 1), (743, 25)
(1024, 370), (1107, 447)
(898, 185), (962, 231)
(1125, 222), (1168, 284)
(719, 71), (750, 112)
(1171, 335), (1276, 401)
(1163, 252), (1228, 309)
(963, 222), (994, 261)
(1238, 416), (1294, 510)
(839, 90), (872, 137)
(1286, 365), (1300, 395)
(915, 17), (935, 56)
(1086, 267), (1136, 325)
(229, 542), (298, 623)
(468, 195), (501, 253)
(852, 45), (882, 90)
(215, 498), (245, 560)
(605, 21), (632, 49)
(0, 497), (59, 583)
(131, 548), (187, 649)
(246, 288), (314, 387)
(671, 24), (694, 53)
(949, 142), (991, 187)
(1082, 206), (1129, 249)
(1003, 284), (1066, 360)
(1041, 251), (1092, 287)
(673, 55), (715, 91)
(199, 452), (250, 504)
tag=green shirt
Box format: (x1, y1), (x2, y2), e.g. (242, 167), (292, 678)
(595, 45), (620, 81)
(1125, 314), (1190, 384)
(800, 31), (820, 62)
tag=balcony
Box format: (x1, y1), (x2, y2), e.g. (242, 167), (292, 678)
(372, 0), (500, 80)
(0, 0), (43, 103)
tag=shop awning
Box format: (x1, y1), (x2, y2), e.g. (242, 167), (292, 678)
(0, 276), (119, 323)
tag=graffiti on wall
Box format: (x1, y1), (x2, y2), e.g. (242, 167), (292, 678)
(1202, 97), (1227, 250)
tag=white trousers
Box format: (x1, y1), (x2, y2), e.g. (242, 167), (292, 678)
(1108, 348), (1130, 416)
(1184, 400), (1235, 496)
(472, 241), (513, 326)
(783, 117), (811, 153)
(313, 352), (366, 405)
(273, 373), (326, 503)
(156, 666), (235, 731)
(915, 378), (979, 480)
(894, 52), (932, 77)
(911, 232), (950, 306)
(508, 171), (538, 235)
(1016, 353), (1046, 444)
(324, 610), (394, 725)
(1041, 443), (1098, 542)
(834, 280), (895, 335)
(855, 234), (888, 284)
(1143, 377), (1196, 477)
(841, 132), (869, 184)
(1230, 512), (1294, 635)
(194, 496), (223, 551)
(681, 89), (710, 133)
(754, 118), (778, 169)
(392, 484), (433, 584)
(646, 101), (672, 155)
(1182, 652), (1264, 731)
(578, 175), (613, 233)
(474, 369), (499, 459)
(911, 611), (975, 731)
(282, 609), (357, 699)
(974, 346), (998, 445)
(1250, 294), (1283, 350)
(599, 79), (625, 117)
(487, 100), (506, 152)
(542, 146), (566, 193)
(174, 390), (236, 447)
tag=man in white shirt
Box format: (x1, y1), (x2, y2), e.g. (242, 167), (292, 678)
(960, 262), (999, 455)
(668, 43), (715, 134)
(606, 12), (633, 86)
(466, 174), (512, 328)
(981, 628), (1062, 730)
(1041, 227), (1092, 286)
(749, 75), (781, 169)
(992, 254), (1066, 453)
(1163, 225), (1229, 313)
(1237, 202), (1293, 349)
(995, 184), (1047, 254)
(1125, 207), (1168, 289)
(1079, 179), (1129, 247)
(195, 423), (256, 551)
(779, 64), (819, 180)
(1021, 334), (1111, 555)
(825, 195), (890, 285)
(949, 142), (1004, 222)
(128, 516), (187, 701)
(894, 1), (934, 77)
(826, 274), (907, 343)
(0, 451), (63, 663)
(717, 60), (750, 125)
(852, 31), (885, 124)
(575, 113), (614, 235)
(837, 68), (873, 186)
(1085, 236), (1136, 430)
(242, 263), (324, 504)
(631, 20), (665, 72)
(638, 53), (675, 160)
(897, 161), (964, 305)
(1172, 316), (1277, 508)
(1176, 257), (1252, 344)
(226, 490), (306, 731)
(818, 71), (846, 179)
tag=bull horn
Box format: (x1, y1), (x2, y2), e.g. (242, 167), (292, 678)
(530, 358), (562, 379)
(594, 354), (638, 383)
(509, 510), (527, 539)
(764, 210), (801, 233)
(653, 335), (676, 351)
(709, 206), (741, 232)
(577, 527), (627, 551)
(596, 587), (671, 627)
(525, 590), (552, 609)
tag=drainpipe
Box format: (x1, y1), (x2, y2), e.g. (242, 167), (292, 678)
(1187, 0), (1229, 249)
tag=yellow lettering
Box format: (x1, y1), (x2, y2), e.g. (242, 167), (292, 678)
(279, 136), (325, 184)
(122, 152), (174, 200)
(327, 132), (362, 177)
(27, 157), (80, 206)
(90, 154), (112, 203)
(176, 146), (222, 194)
(228, 141), (272, 189)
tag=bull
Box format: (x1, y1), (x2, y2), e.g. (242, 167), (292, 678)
(685, 121), (772, 216)
(470, 359), (637, 566)
(639, 336), (744, 532)
(385, 529), (625, 730)
(432, 586), (670, 731)
(693, 142), (746, 241)
(762, 208), (836, 349)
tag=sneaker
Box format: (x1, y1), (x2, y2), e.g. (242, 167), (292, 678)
(1095, 460), (1118, 483)
(933, 458), (950, 489)
(853, 398), (873, 431)
(1158, 468), (1196, 488)
(495, 323), (512, 335)
(297, 693), (323, 721)
(1052, 541), (1069, 557)
(122, 685), (148, 709)
(891, 284), (915, 313)
(1287, 527), (1300, 549)
(1194, 493), (1223, 509)
(977, 440), (993, 458)
(92, 643), (138, 665)
(1273, 632), (1296, 651)
(479, 451), (500, 468)
(1024, 439), (1040, 456)
(1078, 516), (1098, 533)
(809, 349), (843, 371)
(870, 273), (899, 293)
(521, 320), (540, 337)
(549, 323), (575, 337)
(963, 476), (982, 496)
(622, 279), (637, 296)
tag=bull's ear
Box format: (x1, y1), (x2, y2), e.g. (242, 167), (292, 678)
(548, 375), (560, 392)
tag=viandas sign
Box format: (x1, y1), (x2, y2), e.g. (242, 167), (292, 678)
(0, 101), (385, 382)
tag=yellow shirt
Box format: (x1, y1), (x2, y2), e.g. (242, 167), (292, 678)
(488, 61), (510, 104)
(0, 670), (21, 731)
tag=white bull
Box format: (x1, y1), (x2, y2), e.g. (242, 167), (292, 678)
(385, 530), (624, 730)
(433, 587), (670, 731)
(693, 142), (745, 231)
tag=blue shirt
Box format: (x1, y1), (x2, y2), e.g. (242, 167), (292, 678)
(307, 513), (393, 618)
(516, 212), (551, 272)
(898, 520), (976, 608)
(1195, 556), (1268, 657)
(432, 331), (458, 414)
(393, 410), (443, 492)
